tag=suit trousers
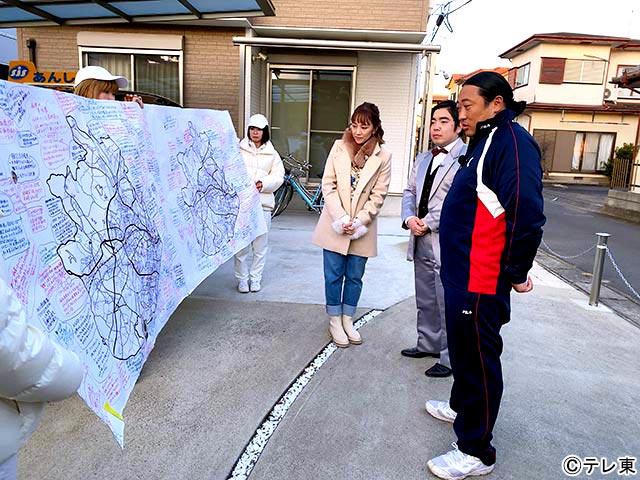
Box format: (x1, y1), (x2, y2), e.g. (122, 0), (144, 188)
(414, 233), (449, 367)
(445, 284), (509, 466)
(234, 210), (271, 282)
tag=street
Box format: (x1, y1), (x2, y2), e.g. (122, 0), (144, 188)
(541, 184), (640, 303)
(18, 213), (640, 479)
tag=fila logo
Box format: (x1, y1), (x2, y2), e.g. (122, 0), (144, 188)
(462, 309), (473, 315)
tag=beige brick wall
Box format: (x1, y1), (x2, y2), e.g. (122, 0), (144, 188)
(253, 0), (429, 31)
(16, 25), (243, 130)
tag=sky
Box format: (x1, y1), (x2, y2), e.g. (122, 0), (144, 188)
(0, 28), (17, 64)
(428, 0), (640, 94)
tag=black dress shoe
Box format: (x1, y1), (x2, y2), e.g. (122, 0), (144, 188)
(401, 347), (440, 359)
(425, 363), (453, 378)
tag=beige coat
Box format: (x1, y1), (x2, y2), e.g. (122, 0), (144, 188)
(312, 139), (392, 257)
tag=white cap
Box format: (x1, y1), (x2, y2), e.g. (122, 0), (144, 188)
(248, 113), (269, 129)
(74, 66), (128, 89)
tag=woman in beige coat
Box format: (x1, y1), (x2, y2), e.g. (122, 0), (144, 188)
(312, 102), (392, 348)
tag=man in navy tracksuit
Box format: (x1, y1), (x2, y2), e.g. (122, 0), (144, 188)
(426, 72), (545, 480)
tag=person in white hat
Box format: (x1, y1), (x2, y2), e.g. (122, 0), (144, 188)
(235, 114), (285, 293)
(73, 65), (143, 108)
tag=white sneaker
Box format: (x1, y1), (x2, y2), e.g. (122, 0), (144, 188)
(428, 443), (494, 480)
(237, 280), (249, 293)
(425, 400), (457, 423)
(250, 280), (261, 292)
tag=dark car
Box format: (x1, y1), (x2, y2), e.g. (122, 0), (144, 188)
(34, 84), (181, 107)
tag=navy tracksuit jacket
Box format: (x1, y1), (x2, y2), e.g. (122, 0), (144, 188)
(439, 108), (545, 465)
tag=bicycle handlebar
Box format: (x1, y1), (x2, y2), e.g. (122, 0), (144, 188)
(282, 153), (312, 174)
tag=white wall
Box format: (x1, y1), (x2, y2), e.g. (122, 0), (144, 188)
(510, 45), (542, 104)
(355, 51), (419, 194)
(508, 43), (635, 106)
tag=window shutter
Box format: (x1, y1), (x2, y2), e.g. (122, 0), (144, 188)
(508, 68), (517, 88)
(540, 57), (566, 84)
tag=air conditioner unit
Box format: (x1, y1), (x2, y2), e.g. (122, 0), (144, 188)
(603, 87), (618, 103)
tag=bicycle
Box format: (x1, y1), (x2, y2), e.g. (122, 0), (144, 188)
(272, 153), (324, 218)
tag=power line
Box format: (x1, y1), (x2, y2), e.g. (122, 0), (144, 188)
(429, 0), (473, 43)
(0, 31), (17, 41)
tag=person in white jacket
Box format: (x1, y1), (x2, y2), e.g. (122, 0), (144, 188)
(0, 275), (84, 480)
(235, 114), (285, 293)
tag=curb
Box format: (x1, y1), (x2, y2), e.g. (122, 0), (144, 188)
(536, 250), (640, 328)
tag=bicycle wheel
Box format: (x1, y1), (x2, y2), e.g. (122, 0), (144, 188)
(272, 183), (293, 218)
(313, 190), (324, 214)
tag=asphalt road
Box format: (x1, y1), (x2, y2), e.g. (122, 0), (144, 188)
(541, 184), (640, 302)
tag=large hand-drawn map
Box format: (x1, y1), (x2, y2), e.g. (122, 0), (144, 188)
(0, 80), (266, 445)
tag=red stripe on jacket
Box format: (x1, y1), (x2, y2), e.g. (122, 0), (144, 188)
(468, 198), (506, 294)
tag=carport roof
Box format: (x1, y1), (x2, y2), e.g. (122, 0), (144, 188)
(0, 0), (274, 27)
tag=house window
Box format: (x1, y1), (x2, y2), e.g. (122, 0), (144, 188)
(80, 48), (183, 105)
(572, 132), (615, 172)
(515, 63), (530, 88)
(269, 66), (354, 180)
(616, 65), (640, 99)
(539, 57), (566, 84)
(563, 59), (606, 84)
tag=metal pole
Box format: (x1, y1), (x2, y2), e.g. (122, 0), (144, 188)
(589, 233), (610, 306)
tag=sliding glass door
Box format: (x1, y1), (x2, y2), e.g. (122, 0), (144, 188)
(269, 66), (354, 180)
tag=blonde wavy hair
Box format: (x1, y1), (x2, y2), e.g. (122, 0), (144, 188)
(74, 78), (119, 99)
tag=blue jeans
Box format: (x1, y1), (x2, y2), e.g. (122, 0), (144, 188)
(323, 249), (368, 317)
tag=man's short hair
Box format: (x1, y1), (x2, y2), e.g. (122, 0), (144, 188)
(431, 100), (460, 128)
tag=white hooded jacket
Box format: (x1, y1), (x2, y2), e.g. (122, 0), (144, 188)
(0, 278), (83, 463)
(238, 137), (285, 211)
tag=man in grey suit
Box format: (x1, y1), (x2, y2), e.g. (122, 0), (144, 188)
(401, 100), (466, 377)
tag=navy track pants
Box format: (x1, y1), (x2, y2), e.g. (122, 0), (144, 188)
(444, 285), (511, 466)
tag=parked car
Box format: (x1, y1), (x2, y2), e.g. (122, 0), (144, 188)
(34, 83), (181, 107)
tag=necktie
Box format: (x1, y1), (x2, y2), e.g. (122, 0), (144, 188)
(431, 146), (448, 157)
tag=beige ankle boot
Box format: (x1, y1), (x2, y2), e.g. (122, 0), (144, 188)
(328, 316), (349, 348)
(342, 315), (362, 345)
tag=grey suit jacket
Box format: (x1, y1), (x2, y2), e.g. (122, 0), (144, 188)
(401, 138), (467, 262)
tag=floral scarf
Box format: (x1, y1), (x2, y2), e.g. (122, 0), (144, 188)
(340, 128), (378, 169)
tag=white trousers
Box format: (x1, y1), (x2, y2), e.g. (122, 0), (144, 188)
(0, 454), (17, 480)
(234, 210), (271, 282)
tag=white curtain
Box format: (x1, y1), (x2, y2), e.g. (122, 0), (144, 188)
(597, 133), (615, 171)
(581, 133), (600, 171)
(86, 52), (131, 84)
(572, 133), (584, 171)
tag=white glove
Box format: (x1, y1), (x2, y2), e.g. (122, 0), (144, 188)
(331, 215), (351, 234)
(350, 218), (368, 240)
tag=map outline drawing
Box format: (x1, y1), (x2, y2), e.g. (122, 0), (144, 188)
(47, 116), (162, 361)
(177, 122), (240, 257)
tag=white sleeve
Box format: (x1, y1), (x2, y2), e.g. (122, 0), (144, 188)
(0, 279), (83, 403)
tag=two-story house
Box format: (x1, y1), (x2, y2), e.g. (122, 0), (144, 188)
(605, 65), (640, 220)
(445, 67), (509, 101)
(0, 0), (436, 197)
(500, 32), (640, 186)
